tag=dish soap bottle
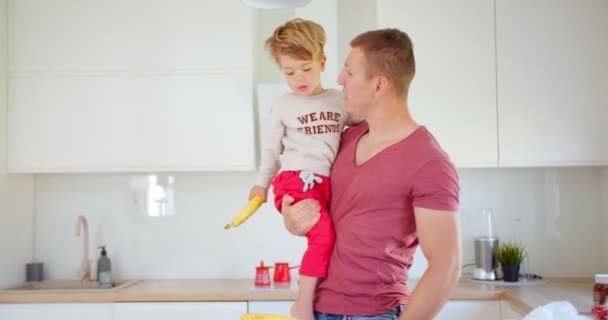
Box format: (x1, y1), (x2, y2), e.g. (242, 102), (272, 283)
(97, 246), (112, 289)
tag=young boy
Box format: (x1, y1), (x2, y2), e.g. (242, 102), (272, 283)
(250, 18), (359, 320)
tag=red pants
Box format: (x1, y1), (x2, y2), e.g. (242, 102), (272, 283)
(272, 170), (335, 278)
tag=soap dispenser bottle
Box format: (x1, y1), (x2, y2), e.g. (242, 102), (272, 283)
(97, 246), (112, 289)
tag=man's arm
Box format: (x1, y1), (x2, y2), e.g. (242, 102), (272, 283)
(399, 207), (462, 320)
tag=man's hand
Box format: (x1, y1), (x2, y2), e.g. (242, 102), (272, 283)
(249, 185), (268, 202)
(281, 195), (321, 236)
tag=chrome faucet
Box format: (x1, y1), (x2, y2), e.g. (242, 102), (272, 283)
(74, 215), (91, 282)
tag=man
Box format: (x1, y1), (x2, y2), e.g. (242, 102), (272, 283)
(281, 28), (462, 320)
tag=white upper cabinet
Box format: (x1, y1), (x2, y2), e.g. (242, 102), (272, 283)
(377, 0), (498, 167)
(9, 0), (607, 171)
(496, 0), (608, 166)
(8, 0), (256, 172)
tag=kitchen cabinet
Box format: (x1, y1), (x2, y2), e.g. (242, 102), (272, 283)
(249, 300), (504, 319)
(0, 303), (113, 320)
(436, 301), (501, 320)
(501, 300), (526, 320)
(377, 0), (498, 167)
(114, 302), (247, 320)
(8, 0), (256, 172)
(496, 0), (608, 166)
(376, 0), (608, 167)
(248, 301), (293, 316)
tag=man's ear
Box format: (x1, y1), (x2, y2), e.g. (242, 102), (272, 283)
(375, 75), (390, 96)
(320, 55), (327, 71)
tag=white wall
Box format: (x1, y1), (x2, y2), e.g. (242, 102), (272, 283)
(602, 168), (608, 271)
(0, 0), (34, 289)
(337, 0), (377, 68)
(31, 167), (607, 280)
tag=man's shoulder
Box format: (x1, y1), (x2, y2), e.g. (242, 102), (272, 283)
(401, 127), (456, 174)
(410, 127), (450, 156)
(409, 129), (460, 211)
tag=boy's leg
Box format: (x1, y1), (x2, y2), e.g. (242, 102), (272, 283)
(271, 171), (294, 213)
(299, 204), (335, 277)
(271, 170), (334, 320)
(290, 275), (318, 320)
(293, 204), (333, 320)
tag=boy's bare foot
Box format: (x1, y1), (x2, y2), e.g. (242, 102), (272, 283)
(290, 302), (315, 320)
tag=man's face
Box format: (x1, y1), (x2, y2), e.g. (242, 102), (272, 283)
(278, 54), (326, 96)
(337, 47), (376, 118)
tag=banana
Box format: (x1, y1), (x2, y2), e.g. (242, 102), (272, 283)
(224, 196), (264, 229)
(240, 314), (297, 320)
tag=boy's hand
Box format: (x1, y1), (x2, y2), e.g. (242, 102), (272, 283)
(249, 185), (268, 202)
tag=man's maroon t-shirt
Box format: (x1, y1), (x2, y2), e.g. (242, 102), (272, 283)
(314, 123), (460, 316)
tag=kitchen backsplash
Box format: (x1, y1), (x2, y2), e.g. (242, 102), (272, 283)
(31, 168), (608, 281)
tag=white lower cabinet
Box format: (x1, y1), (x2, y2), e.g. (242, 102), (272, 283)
(248, 301), (293, 316)
(0, 303), (113, 320)
(501, 300), (526, 320)
(0, 300), (522, 320)
(249, 300), (505, 319)
(435, 301), (501, 320)
(114, 302), (247, 320)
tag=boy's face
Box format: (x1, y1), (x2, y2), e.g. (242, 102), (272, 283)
(338, 47), (376, 118)
(278, 54), (326, 96)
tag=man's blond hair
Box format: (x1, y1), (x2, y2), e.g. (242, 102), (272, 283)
(350, 29), (415, 96)
(265, 18), (326, 64)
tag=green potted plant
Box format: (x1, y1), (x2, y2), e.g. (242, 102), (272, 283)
(493, 241), (525, 282)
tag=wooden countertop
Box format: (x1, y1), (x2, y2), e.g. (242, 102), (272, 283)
(115, 279), (298, 302)
(450, 278), (595, 315)
(0, 277), (596, 315)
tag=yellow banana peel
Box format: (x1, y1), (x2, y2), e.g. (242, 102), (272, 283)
(240, 314), (296, 320)
(224, 196), (264, 229)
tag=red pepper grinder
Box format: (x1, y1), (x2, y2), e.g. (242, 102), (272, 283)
(254, 260), (271, 287)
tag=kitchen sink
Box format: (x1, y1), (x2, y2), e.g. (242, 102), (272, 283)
(4, 279), (140, 291)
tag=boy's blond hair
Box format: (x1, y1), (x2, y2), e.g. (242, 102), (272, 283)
(350, 29), (416, 96)
(265, 18), (326, 64)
